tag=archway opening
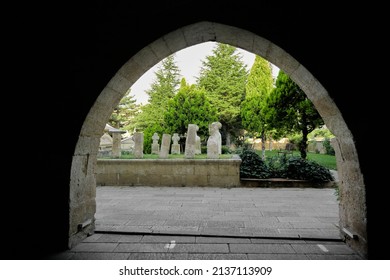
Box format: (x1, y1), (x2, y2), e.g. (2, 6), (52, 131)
(70, 21), (367, 258)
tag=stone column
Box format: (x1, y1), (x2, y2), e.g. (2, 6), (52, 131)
(133, 132), (144, 159)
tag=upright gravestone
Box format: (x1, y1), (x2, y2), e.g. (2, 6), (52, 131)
(151, 132), (160, 154)
(159, 134), (171, 159)
(214, 122), (222, 154)
(111, 131), (122, 158)
(207, 122), (222, 159)
(185, 124), (198, 159)
(133, 132), (144, 159)
(171, 133), (181, 154)
(195, 134), (201, 154)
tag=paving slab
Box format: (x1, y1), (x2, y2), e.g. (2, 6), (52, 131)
(114, 243), (168, 253)
(229, 243), (296, 254)
(68, 252), (130, 260)
(168, 243), (229, 253)
(247, 253), (309, 260)
(141, 235), (196, 243)
(196, 237), (251, 244)
(71, 242), (118, 252)
(291, 243), (357, 255)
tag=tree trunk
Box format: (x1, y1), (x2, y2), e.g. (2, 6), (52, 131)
(299, 126), (308, 159)
(261, 131), (266, 160)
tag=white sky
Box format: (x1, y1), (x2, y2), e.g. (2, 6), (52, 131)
(131, 42), (279, 105)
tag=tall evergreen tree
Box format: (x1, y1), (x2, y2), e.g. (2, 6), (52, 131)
(241, 55), (274, 159)
(131, 54), (181, 153)
(196, 43), (248, 146)
(164, 78), (218, 143)
(265, 70), (324, 159)
(109, 89), (140, 131)
(146, 55), (181, 106)
(245, 55), (274, 98)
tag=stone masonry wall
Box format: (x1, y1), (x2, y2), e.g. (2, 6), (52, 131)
(95, 158), (242, 187)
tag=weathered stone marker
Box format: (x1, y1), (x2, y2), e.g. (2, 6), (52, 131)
(195, 134), (201, 155)
(185, 124), (198, 159)
(133, 132), (144, 158)
(151, 132), (160, 154)
(171, 133), (181, 154)
(207, 122), (222, 159)
(111, 131), (122, 158)
(159, 133), (171, 159)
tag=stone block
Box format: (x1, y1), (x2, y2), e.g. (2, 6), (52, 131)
(182, 21), (216, 46)
(184, 174), (208, 186)
(118, 59), (146, 84)
(163, 29), (187, 53)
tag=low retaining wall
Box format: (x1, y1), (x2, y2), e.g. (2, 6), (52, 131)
(240, 178), (337, 188)
(95, 157), (242, 187)
(95, 157), (336, 188)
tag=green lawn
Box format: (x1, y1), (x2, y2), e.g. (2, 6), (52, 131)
(259, 149), (337, 170)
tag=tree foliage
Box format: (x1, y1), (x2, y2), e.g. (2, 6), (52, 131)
(131, 55), (181, 153)
(108, 89), (140, 131)
(265, 70), (324, 159)
(245, 55), (274, 98)
(241, 55), (274, 158)
(164, 78), (217, 142)
(145, 55), (180, 106)
(196, 43), (248, 146)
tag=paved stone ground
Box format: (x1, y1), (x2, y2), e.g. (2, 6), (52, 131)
(52, 186), (364, 260)
(95, 186), (341, 239)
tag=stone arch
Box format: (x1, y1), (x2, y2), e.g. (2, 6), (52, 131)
(69, 21), (367, 257)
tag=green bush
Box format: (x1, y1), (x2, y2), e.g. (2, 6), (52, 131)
(266, 154), (289, 178)
(239, 149), (270, 179)
(284, 157), (334, 182)
(221, 145), (232, 154)
(238, 149), (334, 182)
(323, 138), (335, 155)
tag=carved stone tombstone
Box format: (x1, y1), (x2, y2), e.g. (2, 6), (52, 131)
(107, 126), (125, 158)
(185, 124), (199, 159)
(195, 134), (201, 155)
(207, 122), (222, 159)
(133, 132), (144, 159)
(151, 132), (160, 154)
(111, 131), (122, 158)
(159, 134), (171, 159)
(171, 133), (181, 154)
